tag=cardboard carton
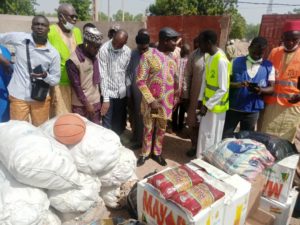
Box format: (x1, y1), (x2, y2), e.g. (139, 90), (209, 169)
(259, 188), (299, 225)
(263, 154), (299, 204)
(191, 159), (252, 225)
(137, 178), (225, 225)
(245, 208), (275, 225)
(246, 174), (267, 218)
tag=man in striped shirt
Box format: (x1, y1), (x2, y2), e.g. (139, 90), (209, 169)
(99, 29), (131, 135)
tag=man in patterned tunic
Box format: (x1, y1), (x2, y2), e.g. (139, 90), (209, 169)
(136, 27), (179, 166)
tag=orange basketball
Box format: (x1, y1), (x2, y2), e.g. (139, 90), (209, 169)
(53, 113), (86, 145)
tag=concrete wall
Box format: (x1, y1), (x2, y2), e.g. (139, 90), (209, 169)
(0, 14), (145, 49)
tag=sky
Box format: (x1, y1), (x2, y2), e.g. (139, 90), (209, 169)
(35, 0), (300, 24)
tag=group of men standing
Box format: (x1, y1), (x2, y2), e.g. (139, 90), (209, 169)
(0, 3), (300, 168)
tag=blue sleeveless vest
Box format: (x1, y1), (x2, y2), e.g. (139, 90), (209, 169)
(229, 56), (272, 112)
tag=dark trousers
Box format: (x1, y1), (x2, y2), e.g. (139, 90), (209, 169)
(172, 102), (186, 131)
(127, 84), (143, 144)
(102, 97), (127, 135)
(223, 109), (259, 138)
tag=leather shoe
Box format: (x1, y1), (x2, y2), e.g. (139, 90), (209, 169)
(152, 155), (167, 166)
(186, 148), (196, 157)
(137, 155), (150, 167)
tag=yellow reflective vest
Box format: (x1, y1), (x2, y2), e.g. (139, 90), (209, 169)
(48, 25), (82, 85)
(203, 51), (231, 113)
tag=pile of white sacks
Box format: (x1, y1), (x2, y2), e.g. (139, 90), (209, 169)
(0, 116), (137, 225)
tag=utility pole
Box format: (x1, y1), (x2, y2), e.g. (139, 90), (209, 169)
(266, 0), (273, 14)
(122, 0), (125, 22)
(108, 0), (110, 22)
(92, 0), (98, 21)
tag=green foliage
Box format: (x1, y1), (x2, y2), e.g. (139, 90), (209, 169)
(245, 23), (260, 40)
(149, 0), (237, 16)
(293, 8), (300, 14)
(99, 11), (109, 21)
(112, 10), (144, 22)
(149, 0), (198, 16)
(0, 0), (37, 15)
(229, 10), (246, 39)
(113, 9), (133, 21)
(59, 0), (92, 21)
(134, 13), (144, 22)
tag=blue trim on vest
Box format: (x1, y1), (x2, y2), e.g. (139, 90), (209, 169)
(229, 56), (272, 112)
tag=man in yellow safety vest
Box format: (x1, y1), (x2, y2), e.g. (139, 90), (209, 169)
(196, 30), (231, 158)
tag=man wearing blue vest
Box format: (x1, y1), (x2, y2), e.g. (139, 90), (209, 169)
(223, 37), (275, 138)
(196, 30), (231, 157)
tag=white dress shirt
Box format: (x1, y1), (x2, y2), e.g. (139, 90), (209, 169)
(99, 40), (131, 102)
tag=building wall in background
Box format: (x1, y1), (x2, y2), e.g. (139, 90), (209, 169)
(259, 14), (300, 58)
(0, 14), (145, 49)
(146, 15), (231, 50)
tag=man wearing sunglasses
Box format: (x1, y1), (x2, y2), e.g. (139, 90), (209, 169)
(48, 3), (83, 117)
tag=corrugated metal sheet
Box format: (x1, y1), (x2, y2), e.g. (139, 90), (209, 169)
(146, 15), (231, 50)
(259, 14), (300, 58)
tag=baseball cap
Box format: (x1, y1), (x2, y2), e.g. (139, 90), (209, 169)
(159, 27), (180, 40)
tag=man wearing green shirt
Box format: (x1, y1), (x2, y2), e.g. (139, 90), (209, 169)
(48, 3), (82, 117)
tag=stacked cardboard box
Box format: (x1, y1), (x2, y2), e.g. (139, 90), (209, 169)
(260, 154), (299, 225)
(137, 160), (252, 225)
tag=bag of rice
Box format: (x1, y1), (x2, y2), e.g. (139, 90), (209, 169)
(170, 182), (225, 216)
(147, 165), (204, 199)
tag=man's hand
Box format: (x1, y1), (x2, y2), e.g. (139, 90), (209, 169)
(240, 81), (249, 88)
(150, 100), (159, 109)
(86, 103), (95, 115)
(252, 86), (262, 95)
(199, 104), (208, 117)
(288, 94), (300, 104)
(31, 71), (47, 79)
(150, 100), (159, 114)
(101, 102), (110, 116)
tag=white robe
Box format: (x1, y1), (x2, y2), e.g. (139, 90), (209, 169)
(196, 50), (229, 157)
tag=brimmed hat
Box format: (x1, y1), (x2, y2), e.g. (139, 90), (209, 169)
(159, 27), (180, 40)
(84, 27), (103, 44)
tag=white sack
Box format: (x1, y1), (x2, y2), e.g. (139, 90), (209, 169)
(41, 117), (121, 175)
(0, 163), (50, 225)
(100, 186), (121, 208)
(99, 146), (137, 187)
(41, 211), (61, 225)
(0, 120), (80, 190)
(48, 173), (101, 213)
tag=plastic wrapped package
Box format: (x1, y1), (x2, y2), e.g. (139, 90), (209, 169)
(41, 118), (121, 176)
(0, 121), (80, 190)
(234, 131), (297, 161)
(147, 165), (204, 199)
(0, 163), (50, 225)
(48, 173), (101, 213)
(169, 182), (225, 216)
(99, 146), (137, 187)
(203, 138), (275, 181)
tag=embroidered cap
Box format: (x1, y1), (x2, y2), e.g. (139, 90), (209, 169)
(84, 27), (103, 45)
